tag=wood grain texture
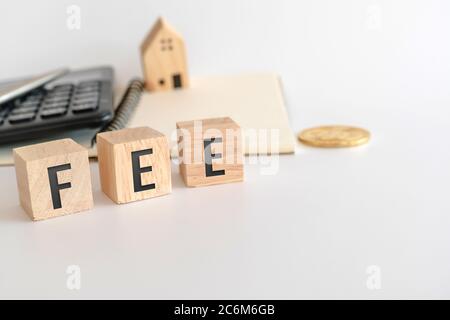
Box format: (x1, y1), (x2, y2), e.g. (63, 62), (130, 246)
(13, 138), (93, 221)
(97, 127), (172, 204)
(140, 17), (189, 92)
(177, 117), (244, 187)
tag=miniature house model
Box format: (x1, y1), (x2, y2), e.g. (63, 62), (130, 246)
(140, 17), (189, 92)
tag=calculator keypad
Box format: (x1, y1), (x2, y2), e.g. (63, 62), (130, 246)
(1, 81), (101, 125)
(0, 66), (114, 144)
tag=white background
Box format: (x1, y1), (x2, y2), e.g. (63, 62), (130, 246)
(0, 0), (450, 299)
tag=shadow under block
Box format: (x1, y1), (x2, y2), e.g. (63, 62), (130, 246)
(176, 117), (244, 187)
(13, 138), (93, 221)
(97, 127), (171, 204)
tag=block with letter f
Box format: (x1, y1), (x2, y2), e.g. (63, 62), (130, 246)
(13, 138), (93, 221)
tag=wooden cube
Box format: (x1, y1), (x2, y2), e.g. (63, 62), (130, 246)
(97, 127), (171, 204)
(13, 138), (93, 221)
(176, 117), (244, 187)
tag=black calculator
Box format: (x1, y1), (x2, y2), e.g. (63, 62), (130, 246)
(0, 66), (115, 144)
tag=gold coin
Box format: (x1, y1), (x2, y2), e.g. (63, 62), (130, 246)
(298, 125), (370, 148)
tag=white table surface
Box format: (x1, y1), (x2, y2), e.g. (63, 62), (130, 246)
(1, 0), (450, 299)
(1, 99), (449, 299)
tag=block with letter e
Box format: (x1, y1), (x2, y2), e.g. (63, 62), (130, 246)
(13, 138), (93, 221)
(96, 127), (171, 204)
(176, 117), (244, 187)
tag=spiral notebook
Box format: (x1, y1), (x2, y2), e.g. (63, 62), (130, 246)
(0, 73), (295, 165)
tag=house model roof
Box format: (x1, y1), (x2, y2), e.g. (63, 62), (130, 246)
(140, 17), (184, 54)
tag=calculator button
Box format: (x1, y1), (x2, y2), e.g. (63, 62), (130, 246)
(45, 97), (70, 104)
(9, 112), (36, 124)
(74, 89), (99, 95)
(48, 90), (72, 97)
(52, 84), (73, 91)
(74, 92), (99, 99)
(72, 102), (98, 113)
(11, 106), (38, 115)
(73, 97), (98, 105)
(42, 101), (69, 110)
(46, 91), (71, 98)
(79, 81), (100, 87)
(43, 98), (69, 105)
(77, 86), (99, 91)
(44, 94), (70, 100)
(17, 100), (40, 108)
(41, 107), (67, 118)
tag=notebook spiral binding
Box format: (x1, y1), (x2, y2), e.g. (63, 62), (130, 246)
(92, 78), (144, 145)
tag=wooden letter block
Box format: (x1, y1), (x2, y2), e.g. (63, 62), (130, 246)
(97, 127), (171, 204)
(177, 117), (244, 187)
(13, 138), (93, 221)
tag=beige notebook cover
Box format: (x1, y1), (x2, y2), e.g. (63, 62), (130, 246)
(128, 73), (295, 157)
(0, 73), (294, 165)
